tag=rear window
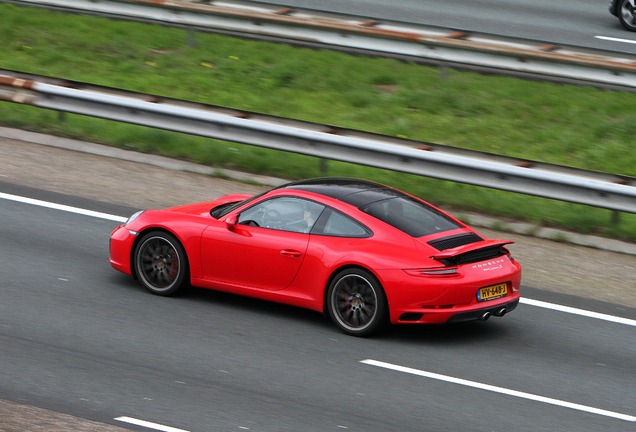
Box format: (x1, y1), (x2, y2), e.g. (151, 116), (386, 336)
(359, 197), (461, 237)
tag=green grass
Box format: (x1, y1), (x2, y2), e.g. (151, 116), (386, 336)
(2, 3), (636, 241)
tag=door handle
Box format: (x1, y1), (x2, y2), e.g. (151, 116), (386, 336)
(280, 249), (302, 258)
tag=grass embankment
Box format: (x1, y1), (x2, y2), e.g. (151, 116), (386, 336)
(2, 4), (636, 240)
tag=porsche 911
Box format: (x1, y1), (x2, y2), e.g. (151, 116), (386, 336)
(110, 178), (522, 336)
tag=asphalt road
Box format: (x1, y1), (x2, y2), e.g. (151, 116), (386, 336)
(2, 178), (636, 432)
(247, 0), (636, 54)
(3, 3), (636, 429)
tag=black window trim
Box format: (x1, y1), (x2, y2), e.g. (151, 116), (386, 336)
(210, 190), (268, 219)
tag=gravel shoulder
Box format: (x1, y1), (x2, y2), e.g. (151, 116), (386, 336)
(0, 399), (131, 432)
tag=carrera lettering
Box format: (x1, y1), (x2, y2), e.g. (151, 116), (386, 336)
(483, 265), (503, 272)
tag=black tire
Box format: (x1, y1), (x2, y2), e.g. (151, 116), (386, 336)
(619, 0), (636, 31)
(327, 268), (388, 337)
(134, 231), (189, 296)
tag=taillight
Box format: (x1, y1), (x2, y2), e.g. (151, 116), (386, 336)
(403, 267), (458, 277)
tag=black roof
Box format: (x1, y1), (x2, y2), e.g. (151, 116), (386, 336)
(280, 177), (406, 208)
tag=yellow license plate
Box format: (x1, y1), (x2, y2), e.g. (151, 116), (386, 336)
(477, 283), (508, 302)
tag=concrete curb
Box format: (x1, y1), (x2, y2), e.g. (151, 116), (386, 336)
(0, 127), (287, 187)
(3, 126), (636, 256)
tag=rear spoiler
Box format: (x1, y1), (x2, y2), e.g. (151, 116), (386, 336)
(432, 239), (514, 265)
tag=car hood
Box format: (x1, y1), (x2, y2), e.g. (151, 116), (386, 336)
(163, 194), (253, 216)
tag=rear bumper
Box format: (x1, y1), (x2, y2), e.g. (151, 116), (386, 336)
(392, 292), (521, 324)
(378, 258), (522, 325)
(445, 298), (519, 324)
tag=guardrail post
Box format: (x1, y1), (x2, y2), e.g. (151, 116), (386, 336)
(187, 29), (196, 48)
(439, 66), (449, 81)
(320, 158), (329, 174)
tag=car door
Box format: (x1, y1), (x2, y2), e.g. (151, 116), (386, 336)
(200, 196), (325, 291)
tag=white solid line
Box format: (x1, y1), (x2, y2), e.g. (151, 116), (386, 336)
(0, 191), (127, 223)
(3, 192), (635, 329)
(521, 298), (636, 327)
(361, 360), (636, 422)
(115, 417), (190, 432)
(595, 35), (636, 45)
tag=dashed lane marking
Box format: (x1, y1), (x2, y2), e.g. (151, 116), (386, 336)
(115, 417), (190, 432)
(595, 35), (636, 45)
(361, 359), (636, 422)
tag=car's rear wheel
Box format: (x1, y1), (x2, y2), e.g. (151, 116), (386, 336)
(327, 268), (388, 337)
(619, 0), (636, 31)
(134, 231), (188, 296)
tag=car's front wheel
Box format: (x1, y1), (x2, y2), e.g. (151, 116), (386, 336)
(134, 231), (188, 296)
(327, 268), (388, 337)
(619, 0), (636, 31)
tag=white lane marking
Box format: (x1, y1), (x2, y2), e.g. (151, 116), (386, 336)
(0, 191), (127, 223)
(595, 35), (636, 45)
(3, 191), (635, 328)
(361, 360), (636, 422)
(115, 417), (190, 432)
(521, 298), (636, 327)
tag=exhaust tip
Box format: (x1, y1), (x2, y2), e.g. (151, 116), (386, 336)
(479, 312), (492, 321)
(494, 307), (507, 317)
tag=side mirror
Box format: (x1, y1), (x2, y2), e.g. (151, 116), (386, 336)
(226, 214), (239, 231)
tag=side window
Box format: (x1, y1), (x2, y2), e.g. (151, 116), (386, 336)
(316, 209), (371, 237)
(238, 197), (325, 233)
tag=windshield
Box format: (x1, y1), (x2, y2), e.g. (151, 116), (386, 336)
(210, 191), (267, 219)
(359, 196), (462, 237)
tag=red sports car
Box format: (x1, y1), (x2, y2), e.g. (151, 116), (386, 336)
(110, 178), (521, 336)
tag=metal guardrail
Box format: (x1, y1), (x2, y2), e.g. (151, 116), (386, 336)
(6, 0), (636, 89)
(1, 70), (635, 213)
